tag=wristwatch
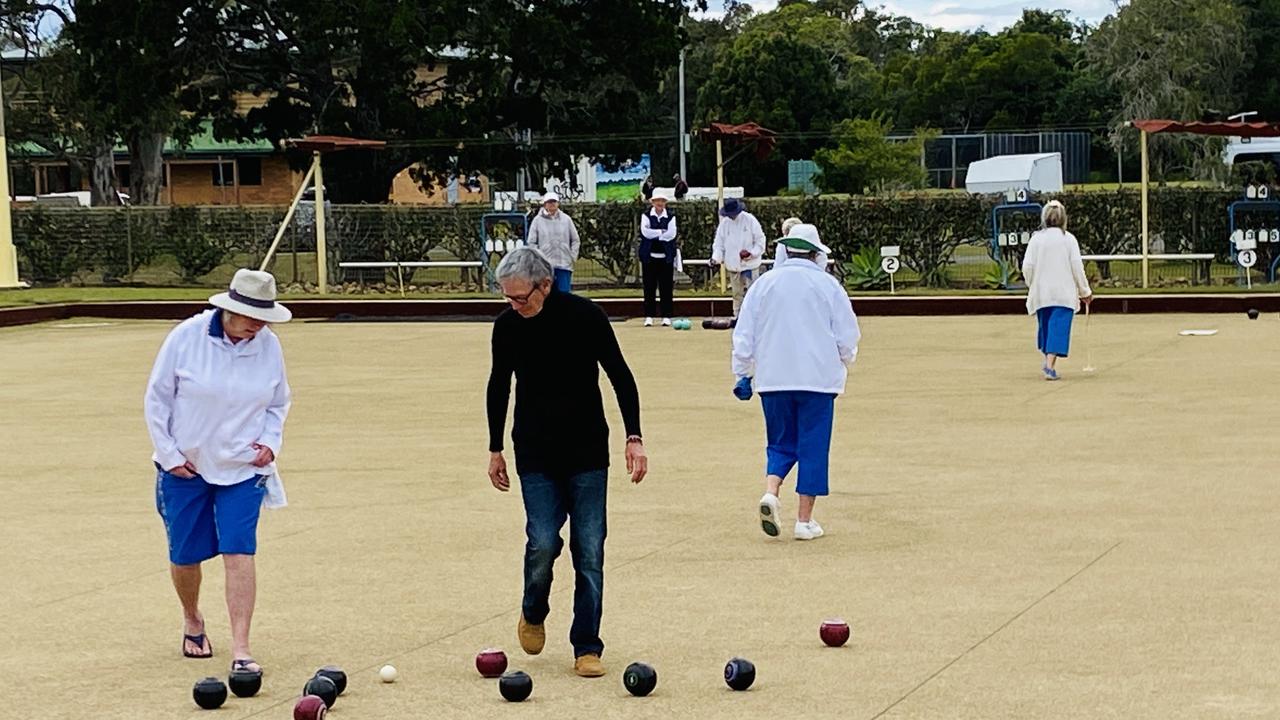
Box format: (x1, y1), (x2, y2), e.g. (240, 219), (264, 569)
(626, 435), (644, 445)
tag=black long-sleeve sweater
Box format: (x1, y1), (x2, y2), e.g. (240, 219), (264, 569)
(486, 290), (642, 476)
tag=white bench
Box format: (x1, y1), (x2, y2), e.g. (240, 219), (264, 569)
(681, 258), (837, 267)
(339, 260), (485, 295)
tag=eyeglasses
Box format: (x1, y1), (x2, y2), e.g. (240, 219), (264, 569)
(504, 284), (545, 306)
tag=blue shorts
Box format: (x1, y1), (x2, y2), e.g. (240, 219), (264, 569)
(761, 391), (837, 497)
(155, 466), (267, 565)
(1036, 306), (1075, 357)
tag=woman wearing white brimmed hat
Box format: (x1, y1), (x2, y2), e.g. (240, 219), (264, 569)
(775, 216), (830, 268)
(144, 268), (292, 676)
(638, 188), (679, 326)
(731, 225), (860, 541)
(1021, 200), (1092, 380)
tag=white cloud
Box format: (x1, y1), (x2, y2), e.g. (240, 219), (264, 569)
(882, 1), (1114, 30)
(701, 1), (1116, 31)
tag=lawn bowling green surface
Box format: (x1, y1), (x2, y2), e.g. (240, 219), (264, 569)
(2, 313), (1278, 719)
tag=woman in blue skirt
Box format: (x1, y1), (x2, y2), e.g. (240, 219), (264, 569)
(1022, 201), (1092, 380)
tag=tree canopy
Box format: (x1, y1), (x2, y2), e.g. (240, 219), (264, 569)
(1, 0), (1274, 201)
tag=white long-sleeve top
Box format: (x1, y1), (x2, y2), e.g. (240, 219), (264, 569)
(640, 209), (678, 255)
(732, 260), (861, 394)
(527, 210), (581, 270)
(712, 212), (766, 271)
(144, 309), (292, 505)
(1021, 228), (1092, 314)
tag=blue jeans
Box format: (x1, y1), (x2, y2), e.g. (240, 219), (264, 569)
(553, 268), (573, 293)
(1036, 306), (1074, 357)
(519, 468), (608, 657)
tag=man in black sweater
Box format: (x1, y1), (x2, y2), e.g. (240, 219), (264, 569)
(486, 247), (646, 678)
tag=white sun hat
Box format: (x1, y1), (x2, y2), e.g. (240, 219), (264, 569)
(209, 268), (292, 323)
(777, 223), (832, 255)
(651, 188), (672, 202)
(542, 191), (560, 204)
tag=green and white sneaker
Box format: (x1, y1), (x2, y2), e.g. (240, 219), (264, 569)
(758, 493), (781, 537)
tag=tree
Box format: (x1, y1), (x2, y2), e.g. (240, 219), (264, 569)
(37, 1), (230, 205)
(1085, 0), (1249, 179)
(881, 10), (1084, 133)
(210, 0), (697, 203)
(4, 44), (122, 205)
(813, 116), (930, 193)
(1236, 0), (1280, 120)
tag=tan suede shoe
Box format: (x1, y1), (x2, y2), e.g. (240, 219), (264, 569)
(574, 654), (606, 677)
(517, 615), (545, 655)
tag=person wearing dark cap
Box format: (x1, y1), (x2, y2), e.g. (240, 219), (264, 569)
(710, 197), (766, 316)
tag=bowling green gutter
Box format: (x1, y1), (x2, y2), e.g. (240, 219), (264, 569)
(3, 293), (1280, 328)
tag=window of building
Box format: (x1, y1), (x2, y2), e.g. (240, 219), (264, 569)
(237, 157), (263, 186)
(212, 161), (236, 186)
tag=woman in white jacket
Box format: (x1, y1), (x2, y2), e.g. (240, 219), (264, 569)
(1021, 201), (1092, 381)
(144, 269), (292, 674)
(731, 224), (860, 541)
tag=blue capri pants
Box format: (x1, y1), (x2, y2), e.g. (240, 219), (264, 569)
(1036, 306), (1075, 357)
(761, 391), (836, 497)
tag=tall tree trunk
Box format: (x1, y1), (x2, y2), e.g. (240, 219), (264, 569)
(88, 141), (121, 206)
(127, 130), (166, 205)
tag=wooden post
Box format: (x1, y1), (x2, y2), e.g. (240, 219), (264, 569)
(258, 160), (317, 272)
(313, 152), (327, 294)
(1140, 129), (1150, 289)
(0, 78), (24, 288)
(716, 139), (726, 293)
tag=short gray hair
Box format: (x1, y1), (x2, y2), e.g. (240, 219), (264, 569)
(496, 246), (554, 285)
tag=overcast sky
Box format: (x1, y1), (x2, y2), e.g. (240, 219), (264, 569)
(706, 1), (1116, 31)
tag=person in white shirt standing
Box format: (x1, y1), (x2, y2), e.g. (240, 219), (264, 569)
(1021, 200), (1092, 381)
(638, 189), (678, 326)
(144, 269), (292, 675)
(711, 198), (765, 316)
(731, 224), (860, 541)
(527, 192), (582, 294)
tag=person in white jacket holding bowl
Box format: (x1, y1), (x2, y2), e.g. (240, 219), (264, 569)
(710, 198), (766, 316)
(731, 224), (861, 541)
(1021, 200), (1092, 381)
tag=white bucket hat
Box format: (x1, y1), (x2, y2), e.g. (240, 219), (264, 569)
(651, 189), (672, 202)
(542, 192), (560, 204)
(777, 223), (832, 255)
(209, 268), (292, 323)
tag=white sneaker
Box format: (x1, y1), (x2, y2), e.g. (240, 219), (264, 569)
(661, 318), (672, 327)
(643, 318), (654, 327)
(794, 520), (824, 541)
(758, 493), (781, 537)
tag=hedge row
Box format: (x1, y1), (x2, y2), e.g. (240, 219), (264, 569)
(10, 188), (1253, 288)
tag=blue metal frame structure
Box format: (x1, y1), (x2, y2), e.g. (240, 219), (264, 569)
(480, 212), (530, 291)
(989, 202), (1043, 288)
(1227, 199), (1280, 282)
